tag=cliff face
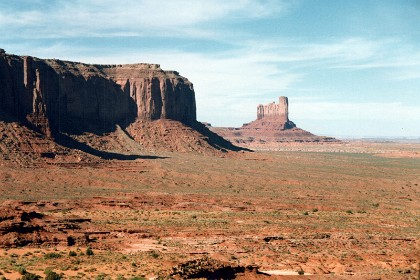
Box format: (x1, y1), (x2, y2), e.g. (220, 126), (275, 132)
(101, 65), (196, 123)
(0, 49), (246, 157)
(0, 50), (196, 136)
(248, 96), (295, 130)
(257, 96), (289, 122)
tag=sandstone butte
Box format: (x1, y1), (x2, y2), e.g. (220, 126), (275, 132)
(0, 48), (245, 162)
(209, 96), (337, 148)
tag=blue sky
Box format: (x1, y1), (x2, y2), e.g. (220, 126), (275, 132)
(1, 0), (419, 137)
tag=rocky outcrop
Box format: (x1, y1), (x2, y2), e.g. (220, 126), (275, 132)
(210, 96), (338, 148)
(250, 96), (296, 130)
(0, 201), (92, 247)
(0, 50), (195, 136)
(257, 96), (289, 122)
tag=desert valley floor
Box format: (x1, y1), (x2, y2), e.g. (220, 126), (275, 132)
(0, 138), (419, 280)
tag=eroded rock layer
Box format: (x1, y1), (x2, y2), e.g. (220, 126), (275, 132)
(0, 51), (195, 136)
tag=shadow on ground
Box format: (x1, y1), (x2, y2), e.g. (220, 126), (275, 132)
(190, 121), (253, 153)
(55, 133), (168, 160)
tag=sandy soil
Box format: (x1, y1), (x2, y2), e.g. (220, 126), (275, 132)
(0, 141), (419, 279)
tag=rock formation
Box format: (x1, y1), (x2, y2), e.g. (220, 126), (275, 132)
(209, 96), (337, 148)
(1, 51), (196, 136)
(257, 96), (289, 121)
(251, 96), (295, 130)
(0, 49), (245, 159)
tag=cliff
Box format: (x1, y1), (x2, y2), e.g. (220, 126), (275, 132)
(0, 50), (195, 136)
(0, 49), (245, 159)
(250, 96), (295, 130)
(257, 96), (289, 121)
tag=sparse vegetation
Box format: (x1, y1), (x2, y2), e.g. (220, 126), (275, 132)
(18, 272), (41, 280)
(95, 273), (106, 280)
(86, 247), (94, 256)
(18, 267), (27, 275)
(44, 253), (62, 259)
(150, 251), (159, 259)
(0, 144), (418, 278)
(45, 270), (61, 280)
(68, 251), (77, 257)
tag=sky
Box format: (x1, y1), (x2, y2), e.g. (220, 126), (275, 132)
(1, 0), (419, 137)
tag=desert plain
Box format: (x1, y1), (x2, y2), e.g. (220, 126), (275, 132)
(0, 136), (419, 279)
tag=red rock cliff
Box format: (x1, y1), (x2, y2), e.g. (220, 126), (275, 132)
(0, 50), (196, 136)
(257, 96), (289, 123)
(250, 96), (295, 130)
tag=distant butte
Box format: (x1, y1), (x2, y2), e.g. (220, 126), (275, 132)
(208, 96), (338, 148)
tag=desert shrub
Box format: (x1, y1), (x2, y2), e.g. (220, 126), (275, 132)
(44, 252), (61, 259)
(86, 247), (94, 256)
(68, 251), (77, 257)
(312, 208), (318, 212)
(303, 211), (309, 215)
(19, 272), (41, 280)
(150, 251), (159, 259)
(297, 269), (304, 275)
(345, 210), (353, 214)
(95, 274), (105, 280)
(45, 270), (61, 280)
(18, 267), (27, 275)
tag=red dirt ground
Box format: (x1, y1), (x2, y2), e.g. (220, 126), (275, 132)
(0, 120), (419, 279)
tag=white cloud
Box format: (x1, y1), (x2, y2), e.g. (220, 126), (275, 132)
(0, 0), (287, 39)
